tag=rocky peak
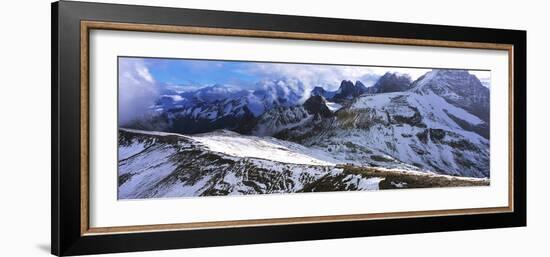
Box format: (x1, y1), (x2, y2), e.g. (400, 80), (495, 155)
(412, 69), (490, 122)
(367, 72), (412, 93)
(332, 80), (368, 101)
(311, 86), (336, 99)
(355, 80), (368, 92)
(311, 86), (327, 96)
(303, 95), (333, 118)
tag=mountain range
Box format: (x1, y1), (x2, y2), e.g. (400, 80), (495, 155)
(119, 69), (491, 198)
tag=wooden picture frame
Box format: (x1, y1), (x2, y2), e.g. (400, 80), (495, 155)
(52, 1), (526, 256)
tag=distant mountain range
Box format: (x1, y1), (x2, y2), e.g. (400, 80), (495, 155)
(131, 78), (306, 133)
(119, 69), (491, 198)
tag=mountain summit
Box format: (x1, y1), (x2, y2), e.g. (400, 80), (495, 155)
(303, 95), (333, 118)
(311, 86), (336, 99)
(332, 80), (368, 101)
(367, 72), (412, 93)
(412, 70), (490, 122)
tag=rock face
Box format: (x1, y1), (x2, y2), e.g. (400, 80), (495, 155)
(367, 72), (412, 93)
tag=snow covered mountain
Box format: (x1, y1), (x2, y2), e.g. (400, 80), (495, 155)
(128, 78), (309, 134)
(254, 70), (490, 178)
(119, 68), (491, 200)
(412, 70), (490, 123)
(118, 128), (488, 198)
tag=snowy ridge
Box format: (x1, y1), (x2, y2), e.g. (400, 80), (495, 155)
(118, 129), (489, 199)
(121, 128), (336, 166)
(192, 130), (337, 166)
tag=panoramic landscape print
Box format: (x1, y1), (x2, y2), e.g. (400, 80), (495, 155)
(117, 57), (491, 199)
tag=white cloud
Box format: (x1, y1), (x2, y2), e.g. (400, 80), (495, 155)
(136, 65), (154, 83)
(118, 58), (159, 125)
(243, 63), (431, 92)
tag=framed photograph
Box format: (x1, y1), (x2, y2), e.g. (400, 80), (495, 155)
(52, 1), (526, 256)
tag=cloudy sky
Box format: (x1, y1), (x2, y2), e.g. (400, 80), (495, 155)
(120, 57), (491, 92)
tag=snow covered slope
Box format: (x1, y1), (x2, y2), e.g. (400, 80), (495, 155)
(192, 130), (337, 166)
(119, 128), (350, 198)
(412, 69), (490, 123)
(268, 71), (490, 178)
(118, 129), (487, 199)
